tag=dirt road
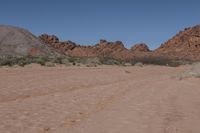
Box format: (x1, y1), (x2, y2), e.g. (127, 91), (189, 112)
(0, 65), (199, 133)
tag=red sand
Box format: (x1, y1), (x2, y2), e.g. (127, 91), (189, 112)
(0, 65), (199, 133)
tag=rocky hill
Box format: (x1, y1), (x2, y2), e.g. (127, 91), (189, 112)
(1, 24), (200, 62)
(155, 25), (200, 61)
(0, 25), (57, 56)
(40, 26), (200, 61)
(39, 34), (142, 60)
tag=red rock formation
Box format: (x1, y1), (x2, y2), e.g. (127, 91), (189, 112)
(131, 43), (150, 52)
(39, 24), (200, 61)
(39, 34), (135, 60)
(39, 34), (59, 44)
(39, 34), (77, 55)
(155, 25), (200, 61)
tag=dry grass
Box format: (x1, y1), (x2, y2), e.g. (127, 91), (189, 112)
(176, 62), (200, 79)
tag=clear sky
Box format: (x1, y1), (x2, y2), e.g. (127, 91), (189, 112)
(0, 0), (200, 49)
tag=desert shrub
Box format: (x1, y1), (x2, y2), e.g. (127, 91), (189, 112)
(0, 56), (23, 66)
(69, 57), (87, 64)
(0, 55), (193, 67)
(33, 56), (48, 66)
(0, 57), (14, 66)
(61, 58), (70, 64)
(0, 56), (62, 67)
(45, 62), (55, 67)
(17, 61), (26, 67)
(134, 62), (143, 67)
(99, 57), (122, 65)
(68, 57), (77, 63)
(75, 57), (87, 64)
(17, 57), (31, 67)
(123, 63), (132, 67)
(67, 57), (100, 65)
(87, 57), (101, 65)
(46, 56), (64, 64)
(190, 62), (200, 78)
(79, 57), (100, 65)
(131, 56), (192, 67)
(54, 57), (63, 64)
(175, 62), (200, 79)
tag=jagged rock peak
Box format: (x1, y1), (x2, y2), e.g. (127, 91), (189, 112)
(39, 34), (59, 44)
(131, 43), (150, 52)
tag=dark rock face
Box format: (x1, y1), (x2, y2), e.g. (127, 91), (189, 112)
(155, 25), (200, 61)
(0, 25), (55, 56)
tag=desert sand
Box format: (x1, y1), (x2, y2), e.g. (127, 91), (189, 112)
(0, 65), (200, 133)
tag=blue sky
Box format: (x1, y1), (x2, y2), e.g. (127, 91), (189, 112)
(0, 0), (200, 49)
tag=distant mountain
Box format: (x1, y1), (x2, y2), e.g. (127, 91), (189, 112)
(155, 25), (200, 61)
(0, 25), (56, 56)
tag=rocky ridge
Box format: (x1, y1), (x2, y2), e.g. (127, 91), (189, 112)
(39, 34), (145, 60)
(155, 25), (200, 61)
(1, 24), (200, 61)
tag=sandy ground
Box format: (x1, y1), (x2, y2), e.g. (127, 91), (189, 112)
(0, 64), (200, 133)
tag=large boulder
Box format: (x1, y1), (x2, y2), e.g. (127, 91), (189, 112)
(0, 25), (55, 56)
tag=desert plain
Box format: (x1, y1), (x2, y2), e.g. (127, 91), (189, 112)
(0, 64), (200, 133)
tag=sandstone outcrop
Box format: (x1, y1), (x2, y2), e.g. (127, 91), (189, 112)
(131, 43), (150, 52)
(155, 25), (200, 61)
(39, 34), (135, 60)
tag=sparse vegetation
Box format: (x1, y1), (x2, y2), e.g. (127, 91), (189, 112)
(134, 62), (143, 67)
(0, 56), (32, 66)
(176, 62), (200, 79)
(45, 62), (55, 67)
(0, 55), (196, 67)
(131, 56), (192, 67)
(34, 56), (48, 66)
(99, 57), (123, 65)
